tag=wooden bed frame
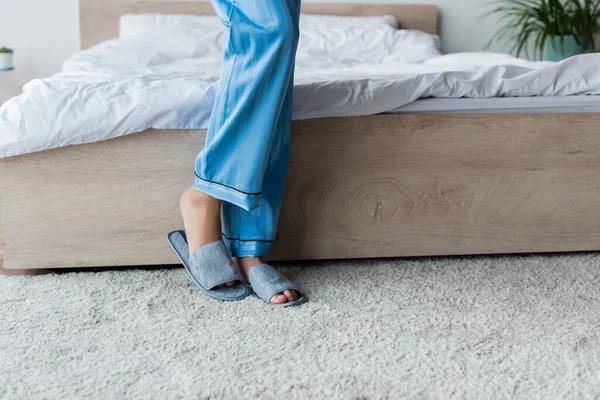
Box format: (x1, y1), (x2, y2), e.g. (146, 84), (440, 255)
(2, 0), (600, 273)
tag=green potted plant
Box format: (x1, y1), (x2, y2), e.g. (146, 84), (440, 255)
(0, 47), (14, 70)
(486, 0), (600, 61)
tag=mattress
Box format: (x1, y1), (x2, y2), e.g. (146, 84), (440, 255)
(390, 95), (600, 114)
(3, 15), (600, 158)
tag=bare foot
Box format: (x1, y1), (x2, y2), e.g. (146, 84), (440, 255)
(180, 186), (235, 287)
(234, 257), (298, 304)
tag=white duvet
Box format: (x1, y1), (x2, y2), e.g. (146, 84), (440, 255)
(2, 14), (600, 158)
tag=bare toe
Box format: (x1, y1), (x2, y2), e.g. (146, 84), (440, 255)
(283, 289), (298, 302)
(224, 281), (236, 287)
(270, 294), (288, 304)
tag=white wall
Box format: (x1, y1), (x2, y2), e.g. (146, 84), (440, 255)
(0, 0), (79, 86)
(0, 0), (510, 86)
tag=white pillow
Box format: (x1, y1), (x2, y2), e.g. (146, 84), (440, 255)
(386, 29), (442, 62)
(297, 25), (441, 64)
(299, 14), (399, 30)
(298, 15), (437, 64)
(120, 14), (222, 37)
(120, 13), (398, 37)
(118, 13), (440, 64)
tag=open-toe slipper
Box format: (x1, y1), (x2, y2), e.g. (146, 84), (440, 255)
(247, 263), (308, 307)
(168, 230), (250, 301)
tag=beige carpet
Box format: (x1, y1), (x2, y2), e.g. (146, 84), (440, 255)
(2, 253), (600, 399)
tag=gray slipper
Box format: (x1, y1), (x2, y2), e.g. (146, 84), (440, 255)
(248, 263), (308, 307)
(167, 230), (250, 301)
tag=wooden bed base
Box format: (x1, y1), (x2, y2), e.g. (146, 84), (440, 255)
(2, 113), (600, 270)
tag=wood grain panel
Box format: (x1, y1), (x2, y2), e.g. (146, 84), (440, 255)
(2, 113), (600, 269)
(80, 0), (438, 48)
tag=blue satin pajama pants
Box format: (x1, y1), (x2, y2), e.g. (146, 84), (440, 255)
(194, 0), (301, 257)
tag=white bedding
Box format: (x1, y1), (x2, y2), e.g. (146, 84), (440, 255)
(1, 14), (600, 158)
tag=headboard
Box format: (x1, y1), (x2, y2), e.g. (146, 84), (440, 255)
(80, 0), (438, 49)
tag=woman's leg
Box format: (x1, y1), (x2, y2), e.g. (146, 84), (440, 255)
(180, 0), (300, 289)
(194, 0), (301, 212)
(223, 1), (301, 305)
(223, 76), (298, 303)
(221, 65), (295, 259)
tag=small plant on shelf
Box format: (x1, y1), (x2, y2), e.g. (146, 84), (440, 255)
(0, 47), (14, 70)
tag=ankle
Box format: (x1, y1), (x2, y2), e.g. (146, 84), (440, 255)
(239, 257), (264, 274)
(180, 187), (222, 254)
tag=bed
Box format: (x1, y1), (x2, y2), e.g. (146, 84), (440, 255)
(2, 0), (600, 273)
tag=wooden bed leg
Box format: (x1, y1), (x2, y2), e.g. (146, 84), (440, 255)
(0, 245), (53, 276)
(0, 266), (53, 276)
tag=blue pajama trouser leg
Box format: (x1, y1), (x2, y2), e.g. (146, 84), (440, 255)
(194, 0), (301, 257)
